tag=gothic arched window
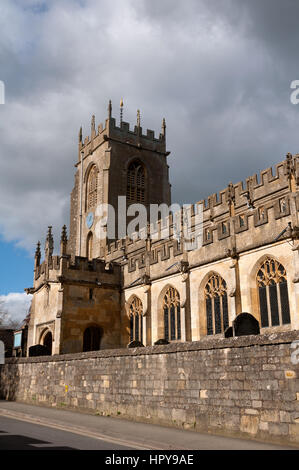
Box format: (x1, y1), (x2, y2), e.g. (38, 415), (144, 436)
(127, 161), (146, 204)
(87, 165), (98, 210)
(204, 274), (229, 335)
(163, 287), (181, 341)
(129, 296), (143, 343)
(257, 258), (291, 327)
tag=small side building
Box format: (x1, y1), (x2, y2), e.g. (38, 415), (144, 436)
(26, 226), (121, 355)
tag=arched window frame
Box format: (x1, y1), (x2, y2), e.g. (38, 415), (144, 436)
(257, 258), (290, 327)
(204, 274), (229, 335)
(128, 296), (143, 343)
(163, 287), (181, 342)
(126, 160), (146, 205)
(39, 328), (53, 355)
(86, 165), (98, 211)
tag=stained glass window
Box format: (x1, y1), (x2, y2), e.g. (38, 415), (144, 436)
(129, 296), (143, 343)
(257, 258), (290, 327)
(204, 274), (229, 335)
(163, 287), (181, 341)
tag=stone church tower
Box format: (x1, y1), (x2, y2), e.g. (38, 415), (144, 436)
(69, 101), (171, 260)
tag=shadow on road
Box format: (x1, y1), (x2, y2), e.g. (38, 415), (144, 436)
(0, 429), (76, 450)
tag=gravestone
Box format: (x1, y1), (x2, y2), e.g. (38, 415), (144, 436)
(233, 312), (260, 336)
(224, 326), (233, 338)
(127, 340), (144, 348)
(154, 339), (170, 345)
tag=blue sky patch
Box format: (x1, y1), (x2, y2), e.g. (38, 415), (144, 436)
(0, 238), (33, 295)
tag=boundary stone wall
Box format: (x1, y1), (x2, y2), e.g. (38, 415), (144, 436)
(1, 331), (299, 446)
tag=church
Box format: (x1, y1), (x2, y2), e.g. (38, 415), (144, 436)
(25, 102), (299, 355)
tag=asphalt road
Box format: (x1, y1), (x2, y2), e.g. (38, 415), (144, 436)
(0, 415), (132, 450)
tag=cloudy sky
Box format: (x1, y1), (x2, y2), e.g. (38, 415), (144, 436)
(0, 0), (299, 320)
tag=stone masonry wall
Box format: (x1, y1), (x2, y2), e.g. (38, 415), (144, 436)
(1, 331), (299, 446)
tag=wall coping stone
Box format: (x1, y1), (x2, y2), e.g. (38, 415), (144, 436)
(4, 330), (299, 364)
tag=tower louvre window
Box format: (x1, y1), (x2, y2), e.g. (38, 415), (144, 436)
(127, 161), (146, 204)
(257, 258), (290, 327)
(204, 274), (229, 335)
(87, 165), (98, 210)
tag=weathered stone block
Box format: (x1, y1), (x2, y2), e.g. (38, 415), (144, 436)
(268, 423), (289, 436)
(259, 421), (269, 431)
(261, 409), (279, 423)
(252, 400), (262, 408)
(240, 415), (259, 435)
(172, 408), (186, 423)
(245, 408), (259, 415)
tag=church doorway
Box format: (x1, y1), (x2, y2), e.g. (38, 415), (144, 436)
(83, 326), (102, 352)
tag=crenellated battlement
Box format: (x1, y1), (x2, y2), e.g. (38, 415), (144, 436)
(196, 157), (297, 213)
(31, 225), (121, 291)
(78, 101), (167, 160)
(33, 254), (121, 284)
(107, 117), (165, 144)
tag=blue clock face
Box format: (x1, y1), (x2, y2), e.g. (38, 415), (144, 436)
(86, 212), (94, 229)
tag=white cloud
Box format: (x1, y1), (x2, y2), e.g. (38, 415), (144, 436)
(0, 292), (32, 327)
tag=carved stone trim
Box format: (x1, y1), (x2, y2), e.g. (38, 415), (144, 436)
(36, 321), (55, 344)
(229, 288), (236, 297)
